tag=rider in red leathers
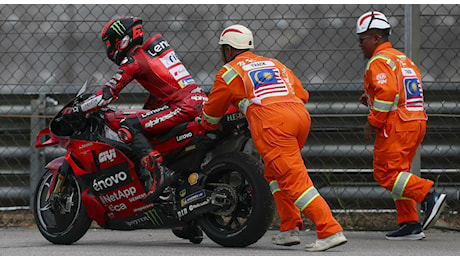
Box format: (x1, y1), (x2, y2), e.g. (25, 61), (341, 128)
(63, 16), (208, 205)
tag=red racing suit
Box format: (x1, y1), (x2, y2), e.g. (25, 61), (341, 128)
(78, 34), (207, 162)
(363, 42), (433, 225)
(201, 51), (343, 238)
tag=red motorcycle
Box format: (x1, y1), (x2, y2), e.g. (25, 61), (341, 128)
(33, 84), (274, 247)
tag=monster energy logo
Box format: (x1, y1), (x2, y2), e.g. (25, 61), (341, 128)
(144, 208), (163, 226)
(111, 20), (126, 36)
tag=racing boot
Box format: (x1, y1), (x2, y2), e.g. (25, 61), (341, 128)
(172, 222), (203, 244)
(141, 150), (176, 203)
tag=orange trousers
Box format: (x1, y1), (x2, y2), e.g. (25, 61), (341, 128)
(247, 102), (343, 239)
(373, 112), (433, 225)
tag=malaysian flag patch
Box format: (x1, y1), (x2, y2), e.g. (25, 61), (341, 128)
(404, 77), (424, 111)
(249, 68), (288, 100)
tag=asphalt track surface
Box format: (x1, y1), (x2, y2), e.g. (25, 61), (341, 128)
(0, 227), (459, 256)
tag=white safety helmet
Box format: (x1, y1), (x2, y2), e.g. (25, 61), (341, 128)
(218, 24), (254, 50)
(356, 11), (391, 34)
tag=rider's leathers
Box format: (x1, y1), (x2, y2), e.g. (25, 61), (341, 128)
(78, 34), (207, 163)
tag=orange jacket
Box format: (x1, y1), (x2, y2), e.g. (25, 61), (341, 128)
(363, 42), (427, 129)
(201, 51), (309, 130)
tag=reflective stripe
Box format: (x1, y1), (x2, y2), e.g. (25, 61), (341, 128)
(373, 94), (399, 113)
(221, 65), (238, 85)
(394, 197), (412, 201)
(269, 180), (280, 195)
(392, 94), (399, 111)
(391, 171), (412, 200)
(367, 54), (396, 71)
(295, 186), (320, 211)
(202, 111), (221, 124)
(373, 98), (394, 112)
(238, 98), (252, 115)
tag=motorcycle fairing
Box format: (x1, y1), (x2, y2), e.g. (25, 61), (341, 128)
(64, 140), (156, 221)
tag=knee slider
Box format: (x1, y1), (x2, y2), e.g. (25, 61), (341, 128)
(118, 127), (132, 143)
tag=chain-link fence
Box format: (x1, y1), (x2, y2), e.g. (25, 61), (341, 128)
(1, 4), (459, 230)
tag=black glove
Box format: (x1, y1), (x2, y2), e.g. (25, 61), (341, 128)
(62, 105), (83, 122)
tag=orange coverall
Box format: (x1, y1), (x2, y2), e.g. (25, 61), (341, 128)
(363, 42), (433, 225)
(201, 51), (343, 238)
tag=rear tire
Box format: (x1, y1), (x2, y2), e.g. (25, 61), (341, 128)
(198, 152), (275, 247)
(33, 169), (92, 245)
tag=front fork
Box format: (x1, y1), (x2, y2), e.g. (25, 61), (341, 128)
(44, 158), (75, 213)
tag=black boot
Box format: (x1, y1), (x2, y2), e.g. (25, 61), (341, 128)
(172, 223), (203, 244)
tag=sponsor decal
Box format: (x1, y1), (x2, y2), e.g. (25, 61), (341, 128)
(144, 107), (182, 128)
(126, 215), (149, 228)
(98, 148), (117, 163)
(99, 186), (136, 204)
(78, 143), (93, 149)
(188, 198), (211, 211)
(180, 189), (205, 207)
(177, 207), (188, 218)
(190, 86), (203, 93)
(145, 37), (171, 58)
(179, 77), (196, 88)
(108, 202), (127, 212)
(170, 64), (191, 81)
(160, 51), (180, 68)
(176, 130), (193, 143)
(119, 35), (130, 49)
(110, 20), (125, 36)
(81, 95), (101, 111)
(93, 171), (129, 193)
(376, 73), (387, 84)
(187, 173), (199, 186)
(140, 105), (170, 119)
(190, 95), (208, 102)
(129, 193), (146, 202)
(90, 162), (132, 195)
(133, 203), (154, 213)
(144, 208), (164, 226)
(226, 112), (245, 122)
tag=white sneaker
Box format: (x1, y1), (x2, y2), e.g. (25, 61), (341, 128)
(272, 227), (301, 246)
(304, 231), (347, 252)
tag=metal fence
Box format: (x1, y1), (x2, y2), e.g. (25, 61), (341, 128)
(1, 4), (459, 230)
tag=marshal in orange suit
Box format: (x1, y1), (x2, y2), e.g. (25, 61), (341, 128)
(357, 11), (447, 240)
(199, 24), (347, 252)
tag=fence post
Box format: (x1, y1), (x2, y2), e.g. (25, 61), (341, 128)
(404, 4), (422, 217)
(29, 94), (47, 208)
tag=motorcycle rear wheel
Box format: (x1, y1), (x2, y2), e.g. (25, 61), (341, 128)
(33, 169), (92, 245)
(198, 152), (275, 247)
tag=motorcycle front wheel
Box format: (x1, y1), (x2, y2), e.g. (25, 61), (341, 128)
(198, 152), (275, 247)
(33, 169), (92, 245)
